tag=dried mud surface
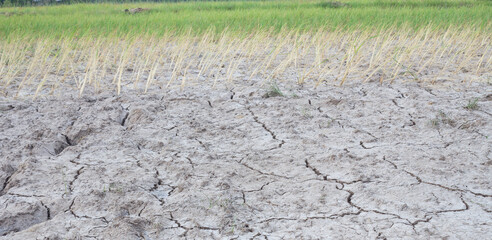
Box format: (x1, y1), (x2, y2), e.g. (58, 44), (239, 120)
(0, 81), (491, 239)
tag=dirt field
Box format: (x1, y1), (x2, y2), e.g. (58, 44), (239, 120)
(0, 79), (491, 239)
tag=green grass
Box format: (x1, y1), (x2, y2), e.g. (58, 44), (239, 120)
(465, 98), (479, 110)
(264, 80), (285, 98)
(0, 0), (491, 39)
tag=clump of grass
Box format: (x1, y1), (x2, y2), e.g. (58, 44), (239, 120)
(263, 80), (284, 98)
(465, 98), (479, 110)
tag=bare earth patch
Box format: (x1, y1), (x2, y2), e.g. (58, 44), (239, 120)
(0, 80), (491, 239)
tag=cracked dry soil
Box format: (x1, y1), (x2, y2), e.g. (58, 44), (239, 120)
(0, 81), (491, 239)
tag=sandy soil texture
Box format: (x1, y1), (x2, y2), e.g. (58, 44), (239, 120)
(0, 81), (491, 239)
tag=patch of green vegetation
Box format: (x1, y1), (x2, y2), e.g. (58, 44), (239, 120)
(0, 0), (491, 39)
(465, 98), (479, 110)
(263, 80), (284, 98)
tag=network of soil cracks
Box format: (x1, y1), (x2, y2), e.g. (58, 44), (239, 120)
(0, 80), (491, 239)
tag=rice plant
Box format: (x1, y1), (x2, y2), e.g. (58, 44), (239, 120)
(0, 0), (490, 98)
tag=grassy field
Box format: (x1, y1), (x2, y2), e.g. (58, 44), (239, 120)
(0, 0), (491, 98)
(1, 0), (491, 38)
